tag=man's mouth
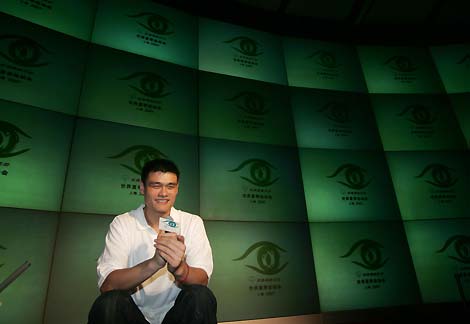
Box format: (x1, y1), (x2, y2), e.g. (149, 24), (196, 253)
(156, 199), (169, 204)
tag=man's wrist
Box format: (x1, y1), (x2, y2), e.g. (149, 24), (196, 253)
(174, 261), (189, 283)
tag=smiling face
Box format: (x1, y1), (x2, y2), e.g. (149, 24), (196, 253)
(140, 171), (179, 219)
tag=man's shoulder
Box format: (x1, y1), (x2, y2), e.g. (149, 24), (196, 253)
(111, 205), (143, 226)
(171, 207), (204, 224)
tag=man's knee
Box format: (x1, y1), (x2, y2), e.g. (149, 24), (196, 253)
(88, 290), (131, 323)
(181, 285), (217, 307)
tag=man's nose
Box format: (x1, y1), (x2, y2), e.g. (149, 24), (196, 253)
(158, 186), (168, 196)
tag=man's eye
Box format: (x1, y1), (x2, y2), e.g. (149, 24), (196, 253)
(436, 235), (470, 264)
(384, 55), (417, 72)
(225, 91), (269, 116)
(397, 105), (436, 125)
(341, 239), (389, 270)
(306, 50), (341, 68)
(317, 101), (350, 124)
(233, 241), (288, 275)
(223, 36), (263, 57)
(228, 158), (279, 187)
(0, 120), (32, 158)
(127, 13), (174, 36)
(118, 72), (171, 99)
(0, 35), (51, 67)
(415, 163), (458, 188)
(107, 145), (167, 175)
(327, 163), (372, 190)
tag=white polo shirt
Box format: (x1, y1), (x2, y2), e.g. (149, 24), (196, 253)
(97, 204), (213, 324)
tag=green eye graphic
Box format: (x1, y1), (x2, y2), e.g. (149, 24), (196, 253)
(118, 72), (170, 99)
(0, 244), (5, 268)
(307, 50), (341, 68)
(341, 239), (388, 270)
(397, 105), (436, 125)
(127, 13), (174, 35)
(226, 91), (269, 116)
(228, 159), (279, 187)
(0, 35), (50, 67)
(457, 54), (470, 65)
(317, 101), (350, 124)
(415, 164), (457, 188)
(384, 56), (417, 72)
(0, 120), (32, 158)
(224, 36), (263, 57)
(327, 164), (372, 190)
(436, 235), (470, 264)
(233, 241), (288, 275)
(108, 145), (167, 175)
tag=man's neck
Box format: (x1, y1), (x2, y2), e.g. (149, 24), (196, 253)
(143, 207), (171, 230)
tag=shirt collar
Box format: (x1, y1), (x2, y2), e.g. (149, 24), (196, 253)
(133, 204), (179, 231)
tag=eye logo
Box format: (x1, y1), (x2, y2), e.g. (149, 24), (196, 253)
(0, 35), (50, 67)
(119, 72), (170, 99)
(224, 36), (263, 57)
(317, 101), (350, 124)
(456, 54), (470, 65)
(327, 164), (372, 190)
(0, 120), (32, 158)
(107, 145), (167, 175)
(0, 244), (5, 268)
(436, 235), (470, 264)
(233, 241), (288, 275)
(228, 159), (279, 187)
(127, 13), (174, 35)
(415, 164), (458, 188)
(164, 219), (177, 228)
(384, 56), (417, 72)
(341, 239), (389, 270)
(226, 91), (269, 116)
(307, 50), (341, 69)
(397, 105), (436, 125)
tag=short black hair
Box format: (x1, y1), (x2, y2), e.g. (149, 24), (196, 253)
(140, 158), (180, 183)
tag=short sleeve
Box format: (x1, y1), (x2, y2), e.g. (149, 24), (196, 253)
(184, 217), (213, 280)
(96, 216), (131, 288)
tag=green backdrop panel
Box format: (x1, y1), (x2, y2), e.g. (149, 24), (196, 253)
(449, 93), (470, 149)
(310, 221), (420, 312)
(0, 13), (87, 115)
(386, 151), (469, 220)
(291, 88), (382, 149)
(371, 94), (466, 151)
(206, 221), (319, 321)
(78, 45), (197, 135)
(0, 0), (96, 41)
(92, 0), (197, 68)
(199, 18), (287, 85)
(0, 208), (58, 324)
(430, 44), (470, 94)
(357, 45), (444, 94)
(404, 219), (470, 304)
(199, 71), (296, 146)
(200, 138), (307, 222)
(283, 37), (367, 92)
(0, 100), (74, 211)
(299, 148), (400, 222)
(44, 213), (113, 324)
(61, 118), (199, 216)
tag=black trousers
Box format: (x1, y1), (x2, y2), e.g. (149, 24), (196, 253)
(88, 285), (217, 324)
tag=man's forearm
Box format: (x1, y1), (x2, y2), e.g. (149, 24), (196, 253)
(173, 261), (208, 286)
(100, 258), (164, 293)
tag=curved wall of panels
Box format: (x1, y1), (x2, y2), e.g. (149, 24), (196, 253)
(0, 1), (469, 323)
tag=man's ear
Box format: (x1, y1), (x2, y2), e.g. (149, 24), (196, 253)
(139, 180), (145, 194)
